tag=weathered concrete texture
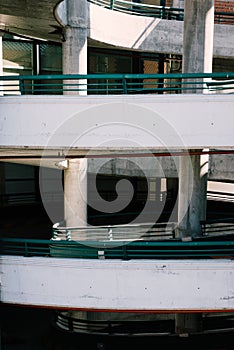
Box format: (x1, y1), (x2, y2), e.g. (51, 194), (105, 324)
(209, 154), (234, 181)
(213, 23), (234, 58)
(183, 0), (214, 73)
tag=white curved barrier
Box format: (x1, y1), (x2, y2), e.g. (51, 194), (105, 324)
(1, 255), (234, 311)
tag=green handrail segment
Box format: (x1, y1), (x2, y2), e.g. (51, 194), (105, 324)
(1, 237), (234, 260)
(1, 72), (234, 95)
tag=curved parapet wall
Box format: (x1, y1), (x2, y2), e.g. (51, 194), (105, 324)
(55, 1), (234, 58)
(1, 255), (234, 312)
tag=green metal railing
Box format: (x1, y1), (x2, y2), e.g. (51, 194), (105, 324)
(52, 222), (176, 241)
(89, 0), (234, 24)
(1, 237), (234, 260)
(1, 72), (234, 95)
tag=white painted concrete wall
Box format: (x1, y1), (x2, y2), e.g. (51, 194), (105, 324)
(1, 95), (234, 157)
(1, 255), (234, 311)
(55, 2), (234, 58)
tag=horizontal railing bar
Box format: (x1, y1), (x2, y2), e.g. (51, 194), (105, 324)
(2, 237), (234, 247)
(1, 73), (234, 95)
(1, 72), (234, 81)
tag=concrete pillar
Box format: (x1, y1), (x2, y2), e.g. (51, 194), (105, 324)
(183, 0), (214, 74)
(62, 1), (88, 228)
(176, 0), (214, 335)
(62, 0), (88, 94)
(178, 0), (214, 237)
(64, 159), (87, 228)
(177, 152), (207, 238)
(62, 1), (88, 324)
(63, 159), (88, 326)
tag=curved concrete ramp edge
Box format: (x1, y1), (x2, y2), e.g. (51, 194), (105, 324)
(54, 1), (234, 57)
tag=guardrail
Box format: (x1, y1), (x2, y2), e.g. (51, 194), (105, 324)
(89, 0), (234, 24)
(201, 217), (234, 237)
(55, 311), (234, 336)
(1, 237), (234, 260)
(55, 311), (174, 335)
(1, 72), (234, 95)
(52, 222), (176, 241)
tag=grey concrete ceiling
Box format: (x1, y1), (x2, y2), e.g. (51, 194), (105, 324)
(0, 0), (63, 41)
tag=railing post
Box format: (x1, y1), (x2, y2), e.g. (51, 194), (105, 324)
(19, 79), (25, 95)
(122, 245), (128, 260)
(160, 5), (165, 19)
(108, 226), (113, 240)
(24, 242), (29, 257)
(52, 228), (57, 239)
(110, 0), (114, 10)
(66, 230), (71, 241)
(122, 78), (128, 94)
